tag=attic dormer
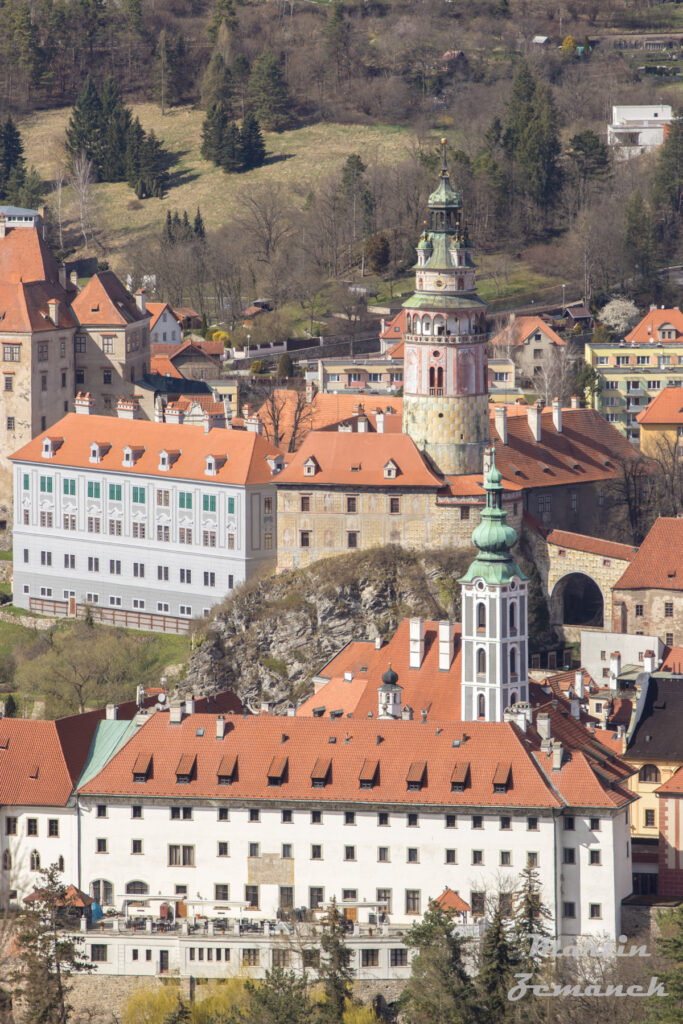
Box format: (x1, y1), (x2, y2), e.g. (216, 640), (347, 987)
(303, 456), (319, 477)
(123, 445), (144, 467)
(267, 454), (284, 474)
(158, 449), (180, 472)
(383, 459), (399, 479)
(41, 436), (63, 459)
(205, 454), (217, 477)
(89, 441), (110, 464)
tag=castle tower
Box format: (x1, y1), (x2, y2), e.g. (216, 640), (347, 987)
(377, 664), (402, 719)
(459, 449), (528, 723)
(402, 140), (489, 475)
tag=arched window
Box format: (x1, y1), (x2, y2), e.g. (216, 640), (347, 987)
(429, 366), (435, 391)
(458, 276), (464, 290)
(477, 648), (486, 675)
(406, 315), (412, 332)
(2, 850), (11, 870)
(638, 764), (661, 784)
(477, 693), (485, 718)
(417, 277), (423, 290)
(91, 880), (114, 905)
(434, 316), (445, 337)
(30, 850), (40, 872)
(58, 856), (65, 872)
(436, 366), (444, 392)
(477, 603), (486, 630)
(415, 316), (421, 335)
(125, 880), (149, 895)
(510, 647), (517, 676)
(423, 316), (432, 335)
(509, 603), (516, 631)
(510, 691), (518, 706)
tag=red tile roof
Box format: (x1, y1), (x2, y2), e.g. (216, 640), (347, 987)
(165, 396), (225, 416)
(656, 767), (683, 795)
(0, 225), (65, 286)
(636, 385), (683, 425)
(380, 310), (407, 340)
(71, 272), (148, 327)
(435, 887), (471, 913)
(256, 391), (404, 451)
(385, 341), (404, 359)
(146, 302), (179, 331)
(168, 339), (223, 362)
(490, 316), (566, 350)
(0, 281), (76, 333)
(277, 433), (443, 489)
(150, 355), (184, 378)
(625, 307), (683, 344)
(9, 413), (284, 485)
(659, 646), (683, 671)
(614, 518), (683, 591)
(529, 518), (637, 561)
(0, 714), (100, 806)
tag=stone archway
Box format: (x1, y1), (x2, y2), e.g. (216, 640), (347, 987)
(550, 572), (604, 628)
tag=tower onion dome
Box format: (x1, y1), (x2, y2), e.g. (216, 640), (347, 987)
(459, 448), (527, 586)
(380, 664), (400, 689)
(428, 138), (462, 208)
(417, 229), (432, 252)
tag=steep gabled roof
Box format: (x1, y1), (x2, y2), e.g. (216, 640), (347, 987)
(614, 518), (683, 591)
(0, 281), (76, 333)
(147, 302), (179, 331)
(636, 385), (683, 425)
(0, 712), (101, 807)
(490, 316), (566, 350)
(0, 225), (64, 285)
(277, 432), (443, 488)
(71, 272), (148, 327)
(625, 307), (683, 344)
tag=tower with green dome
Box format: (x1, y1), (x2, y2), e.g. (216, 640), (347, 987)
(459, 449), (528, 722)
(402, 140), (489, 476)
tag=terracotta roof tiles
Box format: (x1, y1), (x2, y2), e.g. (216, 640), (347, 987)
(614, 518), (683, 591)
(71, 272), (148, 327)
(490, 316), (566, 350)
(625, 307), (683, 344)
(277, 432), (443, 488)
(636, 385), (683, 425)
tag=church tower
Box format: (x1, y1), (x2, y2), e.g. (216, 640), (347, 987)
(459, 449), (528, 723)
(402, 140), (489, 476)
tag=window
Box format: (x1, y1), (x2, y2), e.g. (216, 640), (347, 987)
(214, 884), (229, 901)
(311, 810), (322, 824)
(97, 839), (107, 854)
(132, 486), (145, 504)
(87, 517), (101, 534)
(228, 497), (235, 514)
(29, 849), (40, 871)
(563, 902), (576, 918)
(5, 818), (16, 836)
(227, 533), (235, 550)
(500, 815), (511, 830)
(589, 904), (602, 919)
(27, 818), (38, 836)
(249, 842), (260, 858)
(472, 850), (483, 865)
(179, 492), (192, 510)
(563, 848), (576, 865)
(40, 550), (52, 567)
(378, 846), (389, 862)
(168, 845), (180, 866)
(500, 850), (511, 866)
(311, 844), (322, 860)
(182, 846), (194, 866)
(390, 948), (408, 967)
(472, 815), (483, 829)
(157, 525), (170, 542)
(645, 809), (656, 827)
(179, 528), (192, 544)
(407, 847), (419, 863)
(445, 814), (457, 828)
(405, 890), (421, 914)
(589, 849), (601, 865)
(361, 949), (379, 968)
(180, 568), (192, 584)
(279, 886), (294, 911)
(48, 819), (59, 837)
(40, 512), (53, 528)
(564, 816), (575, 831)
(344, 845), (356, 861)
(249, 808), (260, 822)
(202, 494), (216, 513)
(87, 481), (101, 499)
(378, 812), (389, 826)
(6, 416), (14, 431)
(132, 522), (146, 539)
(90, 945), (107, 963)
(264, 497), (273, 515)
(132, 840), (143, 855)
(445, 849), (456, 864)
(665, 601), (674, 618)
(241, 884), (258, 909)
(667, 632), (674, 647)
(376, 888), (392, 914)
(345, 811), (355, 825)
(109, 484), (122, 501)
(40, 475), (53, 494)
(346, 495), (357, 514)
(217, 840), (229, 858)
(132, 562), (145, 579)
(527, 851), (539, 868)
(639, 764), (661, 783)
(347, 531), (358, 549)
(156, 489), (169, 507)
(3, 345), (20, 361)
(203, 530), (216, 547)
(300, 531), (311, 548)
(109, 560), (121, 575)
(103, 369), (112, 385)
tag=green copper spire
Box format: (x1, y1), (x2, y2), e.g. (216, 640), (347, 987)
(459, 448), (527, 586)
(428, 138), (462, 208)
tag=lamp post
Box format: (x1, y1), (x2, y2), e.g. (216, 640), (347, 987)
(246, 334), (251, 360)
(562, 283), (566, 311)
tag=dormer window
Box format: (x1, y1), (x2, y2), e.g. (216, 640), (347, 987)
(123, 445), (144, 467)
(175, 754), (197, 784)
(450, 762), (470, 793)
(406, 761), (426, 791)
(311, 758), (331, 788)
(90, 443), (102, 464)
(205, 455), (217, 477)
(303, 457), (318, 477)
(41, 437), (62, 460)
(359, 759), (379, 790)
(217, 754), (237, 785)
(158, 449), (179, 472)
(267, 756), (288, 787)
(159, 452), (168, 470)
(132, 752), (152, 783)
(493, 763), (511, 793)
(384, 460), (399, 480)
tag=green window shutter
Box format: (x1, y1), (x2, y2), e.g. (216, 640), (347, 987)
(228, 497), (235, 514)
(180, 492), (192, 510)
(109, 484), (121, 501)
(133, 487), (145, 504)
(202, 494), (208, 512)
(23, 473), (29, 490)
(48, 477), (53, 493)
(203, 495), (216, 512)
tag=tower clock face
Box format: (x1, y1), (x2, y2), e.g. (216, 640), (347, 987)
(434, 278), (445, 289)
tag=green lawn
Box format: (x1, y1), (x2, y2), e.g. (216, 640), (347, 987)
(0, 549), (12, 561)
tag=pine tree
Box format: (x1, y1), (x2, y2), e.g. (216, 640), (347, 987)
(517, 82), (563, 217)
(511, 865), (553, 975)
(200, 52), (233, 112)
(324, 0), (350, 83)
(201, 102), (228, 163)
(231, 53), (251, 119)
(65, 74), (103, 174)
(476, 906), (518, 1022)
(240, 113), (266, 170)
(400, 901), (477, 1024)
(207, 0), (237, 43)
(623, 189), (656, 293)
(248, 50), (291, 132)
(218, 121), (243, 173)
(193, 207), (205, 240)
(11, 862), (93, 1024)
(154, 30), (184, 114)
(502, 60), (536, 156)
(99, 78), (130, 182)
(0, 116), (25, 198)
(241, 967), (314, 1024)
(165, 209), (174, 244)
(124, 116), (145, 190)
(653, 110), (683, 224)
(316, 900), (353, 1024)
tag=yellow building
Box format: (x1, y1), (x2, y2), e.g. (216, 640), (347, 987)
(635, 384), (683, 458)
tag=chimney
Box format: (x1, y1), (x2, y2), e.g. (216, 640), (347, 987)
(438, 620), (454, 671)
(574, 670), (584, 699)
(494, 404), (508, 445)
(0, 213), (7, 239)
(58, 263), (67, 290)
(74, 392), (95, 415)
(552, 397), (562, 433)
(375, 636), (383, 650)
(420, 709), (427, 723)
(184, 697), (195, 715)
(70, 270), (78, 286)
(223, 397), (233, 430)
(402, 705), (413, 721)
(116, 396), (140, 420)
(105, 703), (118, 720)
(409, 618), (425, 669)
(169, 702), (183, 724)
(643, 649), (656, 674)
(135, 288), (146, 314)
(375, 411), (385, 434)
(552, 742), (564, 770)
(536, 712), (551, 741)
(245, 415), (263, 434)
(570, 698), (580, 720)
(305, 378), (315, 403)
(216, 715), (226, 739)
(47, 298), (60, 325)
(357, 412), (369, 433)
(527, 402), (542, 442)
(570, 395), (581, 409)
(203, 411), (211, 434)
(504, 703), (529, 733)
(609, 651), (621, 689)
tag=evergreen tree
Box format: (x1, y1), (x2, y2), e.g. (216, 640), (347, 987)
(240, 967), (315, 1024)
(240, 113), (266, 170)
(476, 906), (518, 1022)
(165, 209), (174, 244)
(99, 78), (130, 182)
(653, 110), (683, 224)
(324, 0), (350, 83)
(511, 865), (552, 975)
(502, 60), (536, 157)
(623, 189), (656, 293)
(248, 50), (291, 132)
(316, 900), (353, 1024)
(516, 83), (563, 217)
(124, 116), (145, 190)
(567, 128), (610, 207)
(219, 121), (243, 173)
(11, 165), (44, 208)
(365, 233), (390, 273)
(154, 29), (184, 114)
(193, 207), (205, 240)
(201, 102), (229, 163)
(181, 209), (192, 240)
(231, 53), (251, 119)
(400, 901), (476, 1024)
(650, 903), (683, 1022)
(11, 862), (93, 1024)
(207, 0), (237, 43)
(65, 74), (103, 174)
(200, 52), (233, 112)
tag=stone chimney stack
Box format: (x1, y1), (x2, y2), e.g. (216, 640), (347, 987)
(438, 620), (454, 671)
(552, 397), (562, 433)
(375, 411), (385, 434)
(116, 396), (141, 420)
(536, 712), (551, 741)
(570, 697), (580, 719)
(409, 618), (425, 669)
(169, 702), (183, 724)
(0, 214), (7, 239)
(134, 288), (146, 314)
(216, 715), (226, 739)
(552, 742), (564, 770)
(74, 392), (95, 415)
(570, 395), (581, 409)
(574, 670), (584, 699)
(48, 298), (60, 325)
(494, 404), (508, 445)
(643, 649), (656, 674)
(527, 402), (542, 442)
(106, 704), (118, 720)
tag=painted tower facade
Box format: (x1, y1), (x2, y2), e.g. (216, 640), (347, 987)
(460, 450), (528, 723)
(402, 141), (489, 476)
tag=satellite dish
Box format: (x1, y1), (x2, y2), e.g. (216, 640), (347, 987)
(158, 692), (167, 704)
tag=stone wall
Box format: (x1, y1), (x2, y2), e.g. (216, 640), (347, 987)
(613, 588), (683, 645)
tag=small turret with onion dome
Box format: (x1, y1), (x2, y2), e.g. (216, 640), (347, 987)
(459, 448), (529, 723)
(378, 663), (402, 719)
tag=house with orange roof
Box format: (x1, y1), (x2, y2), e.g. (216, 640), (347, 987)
(147, 302), (182, 347)
(489, 315), (566, 385)
(71, 271), (151, 416)
(636, 384), (683, 458)
(612, 517), (683, 646)
(10, 403), (284, 628)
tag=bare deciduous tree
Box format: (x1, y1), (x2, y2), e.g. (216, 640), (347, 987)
(532, 346), (579, 406)
(68, 154), (97, 250)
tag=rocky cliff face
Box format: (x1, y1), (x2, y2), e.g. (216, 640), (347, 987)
(182, 546), (475, 709)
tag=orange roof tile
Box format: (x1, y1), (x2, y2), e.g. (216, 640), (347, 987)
(0, 281), (76, 333)
(277, 432), (441, 488)
(435, 887), (471, 913)
(543, 527), (636, 562)
(150, 355), (184, 378)
(165, 396), (225, 416)
(490, 316), (566, 350)
(9, 413), (284, 485)
(659, 645), (683, 671)
(0, 225), (65, 286)
(656, 767), (683, 795)
(625, 307), (683, 344)
(636, 385), (683, 425)
(168, 339), (223, 362)
(0, 714), (100, 806)
(380, 310), (407, 340)
(71, 271), (148, 327)
(385, 340), (404, 359)
(614, 518), (683, 591)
